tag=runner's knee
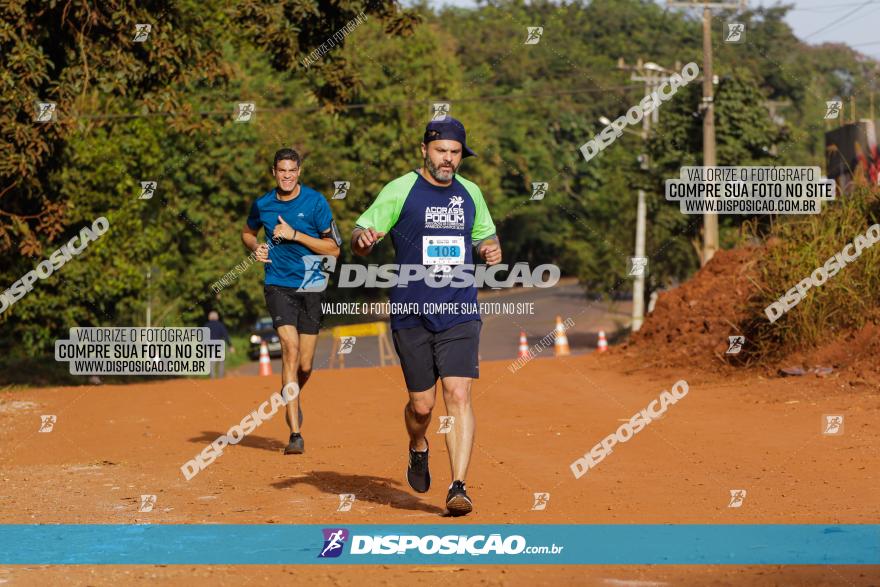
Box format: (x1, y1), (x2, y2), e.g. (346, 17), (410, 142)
(298, 352), (314, 372)
(409, 397), (434, 418)
(443, 385), (470, 407)
(279, 333), (298, 353)
(281, 345), (299, 369)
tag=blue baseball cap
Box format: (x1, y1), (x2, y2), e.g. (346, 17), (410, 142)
(423, 117), (476, 158)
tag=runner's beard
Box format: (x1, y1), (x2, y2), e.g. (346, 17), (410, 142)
(425, 156), (456, 182)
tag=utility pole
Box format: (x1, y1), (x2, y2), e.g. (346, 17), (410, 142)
(615, 58), (676, 331)
(633, 185), (647, 331)
(700, 4), (718, 265)
(146, 267), (152, 328)
(667, 0), (747, 266)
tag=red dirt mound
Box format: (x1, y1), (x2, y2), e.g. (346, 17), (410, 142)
(614, 247), (761, 371)
(782, 319), (880, 388)
(611, 245), (879, 388)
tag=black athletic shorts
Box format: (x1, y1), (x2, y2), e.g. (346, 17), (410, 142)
(391, 320), (481, 392)
(263, 285), (323, 334)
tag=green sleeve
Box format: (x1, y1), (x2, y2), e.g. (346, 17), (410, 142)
(460, 177), (497, 241)
(354, 172), (417, 233)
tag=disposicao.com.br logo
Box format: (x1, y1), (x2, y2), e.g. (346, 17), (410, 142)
(318, 529), (563, 557)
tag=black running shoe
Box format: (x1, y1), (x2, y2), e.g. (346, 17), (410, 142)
(406, 440), (430, 493)
(284, 432), (304, 455)
(445, 480), (473, 516)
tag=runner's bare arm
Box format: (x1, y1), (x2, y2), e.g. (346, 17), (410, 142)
(272, 215), (340, 257)
(476, 236), (501, 266)
(242, 223), (271, 263)
(352, 176), (408, 256)
(294, 232), (340, 257)
(351, 227), (386, 257)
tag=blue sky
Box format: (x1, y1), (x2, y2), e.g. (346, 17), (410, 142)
(750, 0), (880, 59)
(428, 0), (880, 60)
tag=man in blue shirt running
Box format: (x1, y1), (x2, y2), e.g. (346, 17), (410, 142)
(242, 148), (342, 455)
(351, 117), (501, 516)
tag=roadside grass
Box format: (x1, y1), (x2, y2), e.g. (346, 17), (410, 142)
(223, 334), (252, 372)
(739, 182), (880, 364)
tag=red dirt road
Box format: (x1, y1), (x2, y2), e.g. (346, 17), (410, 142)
(1, 352), (878, 585)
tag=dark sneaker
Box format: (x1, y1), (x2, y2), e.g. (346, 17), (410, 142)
(406, 440), (430, 493)
(445, 480), (473, 516)
(284, 432), (304, 455)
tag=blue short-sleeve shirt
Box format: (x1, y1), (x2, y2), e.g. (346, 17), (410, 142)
(247, 185), (334, 288)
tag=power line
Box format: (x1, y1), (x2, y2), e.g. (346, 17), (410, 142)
(817, 4), (880, 37)
(790, 0), (880, 11)
(802, 0), (875, 39)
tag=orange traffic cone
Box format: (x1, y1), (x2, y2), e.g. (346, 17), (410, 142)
(553, 316), (570, 357)
(259, 341), (272, 376)
(518, 331), (529, 358)
(597, 330), (608, 353)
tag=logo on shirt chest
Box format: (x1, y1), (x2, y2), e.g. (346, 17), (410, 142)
(425, 195), (466, 230)
(277, 211), (307, 233)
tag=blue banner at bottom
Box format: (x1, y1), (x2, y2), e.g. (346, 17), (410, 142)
(0, 524), (877, 565)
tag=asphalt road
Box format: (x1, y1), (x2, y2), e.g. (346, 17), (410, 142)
(234, 280), (632, 375)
